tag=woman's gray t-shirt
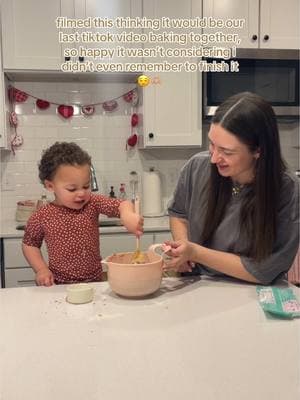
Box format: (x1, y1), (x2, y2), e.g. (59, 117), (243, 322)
(168, 153), (299, 284)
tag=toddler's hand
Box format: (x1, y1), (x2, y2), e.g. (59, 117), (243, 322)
(122, 212), (144, 236)
(36, 268), (54, 286)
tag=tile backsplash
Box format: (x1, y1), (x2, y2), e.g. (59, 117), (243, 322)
(0, 81), (200, 220)
(0, 81), (299, 221)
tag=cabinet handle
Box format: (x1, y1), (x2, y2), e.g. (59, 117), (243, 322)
(251, 34), (258, 41)
(64, 56), (71, 62)
(79, 56), (85, 62)
(148, 133), (154, 139)
(263, 35), (269, 41)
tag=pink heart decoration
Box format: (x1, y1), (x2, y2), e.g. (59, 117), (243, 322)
(36, 99), (50, 109)
(57, 105), (74, 119)
(123, 90), (133, 102)
(81, 105), (95, 116)
(9, 111), (18, 127)
(102, 100), (118, 112)
(131, 90), (139, 106)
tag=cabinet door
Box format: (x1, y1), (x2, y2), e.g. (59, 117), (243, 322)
(5, 268), (36, 288)
(260, 0), (300, 49)
(4, 238), (48, 268)
(1, 0), (74, 70)
(142, 0), (202, 147)
(203, 0), (259, 48)
(100, 233), (153, 260)
(78, 0), (142, 64)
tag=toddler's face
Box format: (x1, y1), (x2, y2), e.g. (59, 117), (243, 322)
(45, 164), (91, 209)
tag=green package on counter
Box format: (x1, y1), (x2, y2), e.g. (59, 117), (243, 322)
(256, 286), (300, 319)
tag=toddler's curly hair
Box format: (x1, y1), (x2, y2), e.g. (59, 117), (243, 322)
(39, 142), (91, 183)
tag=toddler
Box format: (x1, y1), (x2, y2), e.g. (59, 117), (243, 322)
(22, 142), (143, 286)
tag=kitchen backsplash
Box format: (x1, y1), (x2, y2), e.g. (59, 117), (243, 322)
(0, 81), (200, 220)
(0, 81), (299, 221)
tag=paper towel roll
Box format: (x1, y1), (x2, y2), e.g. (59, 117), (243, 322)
(142, 169), (164, 217)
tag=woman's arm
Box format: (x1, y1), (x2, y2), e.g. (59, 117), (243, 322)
(169, 217), (194, 273)
(164, 240), (261, 283)
(169, 216), (188, 240)
(22, 244), (54, 286)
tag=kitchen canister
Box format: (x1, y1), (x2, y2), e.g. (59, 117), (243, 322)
(142, 168), (164, 217)
(15, 200), (37, 222)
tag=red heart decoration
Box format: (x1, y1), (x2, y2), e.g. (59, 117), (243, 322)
(57, 105), (74, 119)
(8, 87), (28, 103)
(36, 99), (50, 109)
(131, 113), (139, 127)
(127, 133), (138, 147)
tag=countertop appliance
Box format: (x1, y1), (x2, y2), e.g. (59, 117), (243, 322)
(204, 49), (299, 117)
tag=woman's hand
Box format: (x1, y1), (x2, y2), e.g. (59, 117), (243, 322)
(36, 268), (54, 286)
(163, 240), (196, 272)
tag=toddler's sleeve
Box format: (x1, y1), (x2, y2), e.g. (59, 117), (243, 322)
(93, 194), (122, 218)
(23, 212), (44, 248)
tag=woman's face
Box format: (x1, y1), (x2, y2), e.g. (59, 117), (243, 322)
(208, 123), (259, 184)
(45, 164), (91, 209)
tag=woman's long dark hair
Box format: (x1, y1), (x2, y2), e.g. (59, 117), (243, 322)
(201, 92), (286, 261)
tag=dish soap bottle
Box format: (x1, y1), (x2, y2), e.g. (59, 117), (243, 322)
(36, 193), (48, 209)
(109, 186), (116, 198)
(119, 183), (127, 200)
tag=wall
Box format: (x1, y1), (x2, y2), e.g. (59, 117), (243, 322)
(0, 81), (299, 222)
(0, 81), (199, 221)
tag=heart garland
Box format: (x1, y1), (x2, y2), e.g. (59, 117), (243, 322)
(7, 86), (139, 120)
(7, 85), (140, 155)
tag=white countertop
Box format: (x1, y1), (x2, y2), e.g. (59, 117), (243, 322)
(0, 277), (299, 400)
(0, 216), (170, 238)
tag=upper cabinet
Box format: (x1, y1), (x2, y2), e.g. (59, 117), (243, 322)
(1, 0), (142, 70)
(2, 0), (66, 70)
(203, 0), (299, 49)
(140, 0), (202, 148)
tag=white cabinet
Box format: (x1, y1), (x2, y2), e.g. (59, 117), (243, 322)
(1, 0), (69, 70)
(203, 0), (299, 49)
(141, 0), (202, 148)
(1, 0), (142, 70)
(259, 0), (299, 49)
(5, 268), (36, 288)
(3, 238), (48, 288)
(75, 0), (142, 65)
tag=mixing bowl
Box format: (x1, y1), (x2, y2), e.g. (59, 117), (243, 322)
(103, 249), (164, 298)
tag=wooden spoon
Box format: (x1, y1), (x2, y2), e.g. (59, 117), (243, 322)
(131, 196), (145, 264)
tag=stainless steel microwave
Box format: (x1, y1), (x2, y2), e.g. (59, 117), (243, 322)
(203, 49), (299, 117)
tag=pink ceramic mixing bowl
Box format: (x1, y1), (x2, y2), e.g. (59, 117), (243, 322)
(103, 250), (164, 298)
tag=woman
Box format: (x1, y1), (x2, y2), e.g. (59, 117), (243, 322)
(166, 92), (299, 284)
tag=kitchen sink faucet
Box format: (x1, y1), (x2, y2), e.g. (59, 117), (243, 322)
(90, 164), (99, 192)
